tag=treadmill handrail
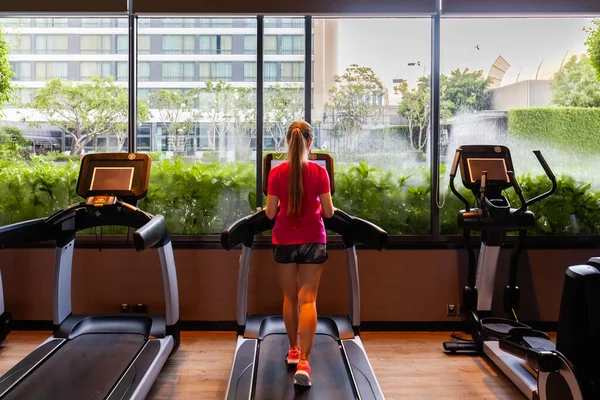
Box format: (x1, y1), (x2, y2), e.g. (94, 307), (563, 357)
(221, 208), (388, 250)
(0, 218), (50, 248)
(133, 215), (171, 252)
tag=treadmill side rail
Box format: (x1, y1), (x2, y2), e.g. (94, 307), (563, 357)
(108, 336), (174, 400)
(342, 337), (385, 400)
(0, 338), (65, 397)
(225, 337), (257, 400)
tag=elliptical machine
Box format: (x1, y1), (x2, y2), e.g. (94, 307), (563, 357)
(441, 145), (595, 399)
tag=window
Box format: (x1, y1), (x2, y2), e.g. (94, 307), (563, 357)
(10, 62), (32, 81)
(198, 62), (232, 81)
(198, 18), (233, 28)
(80, 62), (112, 80)
(35, 62), (68, 80)
(117, 62), (150, 82)
(80, 36), (111, 54)
(162, 36), (195, 54)
(313, 18), (431, 235)
(198, 35), (233, 55)
(4, 35), (31, 54)
(0, 18), (32, 27)
(281, 62), (304, 82)
(81, 18), (113, 28)
(281, 18), (304, 28)
(244, 35), (257, 55)
(162, 62), (195, 81)
(35, 35), (68, 54)
(137, 17), (256, 234)
(280, 35), (304, 55)
(244, 62), (256, 82)
(163, 18), (196, 28)
(264, 36), (277, 55)
(116, 36), (128, 54)
(138, 89), (151, 101)
(245, 18), (257, 28)
(34, 18), (68, 28)
(0, 16), (129, 230)
(439, 18), (599, 236)
(117, 35), (150, 54)
(264, 62), (278, 82)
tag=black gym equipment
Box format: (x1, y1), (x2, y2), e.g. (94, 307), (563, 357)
(0, 153), (179, 400)
(442, 145), (600, 400)
(222, 153), (388, 400)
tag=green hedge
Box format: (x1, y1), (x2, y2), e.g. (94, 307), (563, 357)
(508, 108), (600, 153)
(0, 158), (598, 236)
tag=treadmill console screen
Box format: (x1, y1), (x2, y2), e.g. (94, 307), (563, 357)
(263, 153), (334, 195)
(76, 153), (151, 200)
(466, 158), (509, 183)
(90, 167), (135, 191)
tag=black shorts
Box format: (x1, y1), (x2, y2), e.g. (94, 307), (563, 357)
(273, 244), (328, 264)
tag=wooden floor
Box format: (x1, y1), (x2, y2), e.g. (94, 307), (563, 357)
(0, 331), (526, 399)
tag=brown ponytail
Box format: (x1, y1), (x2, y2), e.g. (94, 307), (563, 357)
(286, 121), (314, 217)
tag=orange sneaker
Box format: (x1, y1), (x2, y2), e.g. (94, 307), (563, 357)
(286, 348), (300, 364)
(294, 360), (312, 386)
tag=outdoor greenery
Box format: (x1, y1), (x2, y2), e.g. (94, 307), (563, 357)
(508, 107), (600, 154)
(27, 77), (149, 155)
(0, 30), (13, 113)
(551, 54), (600, 107)
(585, 19), (600, 81)
(0, 157), (598, 236)
(395, 68), (492, 153)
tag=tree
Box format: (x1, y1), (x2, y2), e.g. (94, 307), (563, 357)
(149, 89), (195, 154)
(395, 68), (491, 152)
(196, 80), (238, 158)
(395, 78), (430, 152)
(232, 87), (257, 160)
(551, 54), (600, 108)
(0, 126), (28, 147)
(324, 64), (385, 152)
(0, 125), (28, 159)
(442, 68), (492, 116)
(585, 19), (600, 81)
(27, 77), (146, 155)
(0, 30), (14, 114)
(264, 84), (304, 151)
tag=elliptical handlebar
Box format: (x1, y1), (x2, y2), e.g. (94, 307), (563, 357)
(525, 150), (557, 207)
(507, 171), (527, 213)
(449, 149), (471, 211)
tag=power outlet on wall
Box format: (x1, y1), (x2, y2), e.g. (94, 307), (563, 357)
(446, 304), (457, 317)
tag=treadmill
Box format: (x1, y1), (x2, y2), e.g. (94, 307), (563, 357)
(0, 260), (12, 342)
(0, 153), (180, 400)
(221, 153), (388, 400)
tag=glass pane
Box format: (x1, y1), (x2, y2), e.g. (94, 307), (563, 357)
(263, 16), (306, 158)
(314, 18), (431, 235)
(0, 17), (129, 229)
(439, 18), (600, 236)
(137, 17), (257, 234)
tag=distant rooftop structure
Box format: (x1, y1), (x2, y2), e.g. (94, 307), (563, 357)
(488, 55), (511, 88)
(489, 79), (552, 111)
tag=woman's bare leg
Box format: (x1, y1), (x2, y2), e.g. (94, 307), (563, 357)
(297, 263), (324, 360)
(276, 263), (299, 349)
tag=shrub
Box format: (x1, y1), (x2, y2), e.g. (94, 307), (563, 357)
(0, 158), (597, 236)
(508, 108), (600, 154)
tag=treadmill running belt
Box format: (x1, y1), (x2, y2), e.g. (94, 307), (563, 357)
(4, 333), (146, 400)
(254, 334), (356, 399)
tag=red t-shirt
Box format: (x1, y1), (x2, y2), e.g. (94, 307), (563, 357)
(267, 161), (330, 245)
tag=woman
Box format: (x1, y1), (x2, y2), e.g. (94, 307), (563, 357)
(265, 121), (335, 387)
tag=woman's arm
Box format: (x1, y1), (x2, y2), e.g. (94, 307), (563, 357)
(265, 194), (279, 220)
(319, 192), (335, 218)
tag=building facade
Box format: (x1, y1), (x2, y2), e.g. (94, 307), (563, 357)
(2, 17), (338, 154)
